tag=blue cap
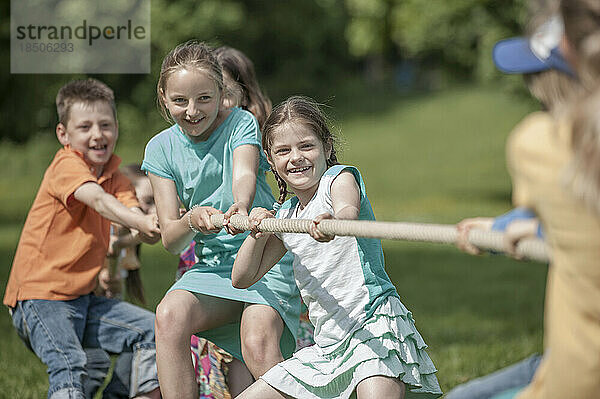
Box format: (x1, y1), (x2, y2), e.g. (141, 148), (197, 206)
(492, 16), (575, 77)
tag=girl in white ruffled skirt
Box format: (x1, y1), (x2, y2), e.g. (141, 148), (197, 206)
(232, 96), (442, 399)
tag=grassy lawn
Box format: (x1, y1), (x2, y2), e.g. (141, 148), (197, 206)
(0, 84), (546, 397)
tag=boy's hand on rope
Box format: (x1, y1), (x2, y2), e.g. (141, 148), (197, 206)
(504, 218), (540, 259)
(247, 207), (275, 239)
(311, 212), (336, 242)
(223, 202), (249, 235)
(190, 206), (223, 234)
(456, 217), (494, 255)
(137, 213), (161, 241)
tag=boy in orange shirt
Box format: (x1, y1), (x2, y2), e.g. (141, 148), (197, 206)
(3, 78), (161, 399)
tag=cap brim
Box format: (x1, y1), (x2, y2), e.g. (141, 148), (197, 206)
(493, 38), (551, 74)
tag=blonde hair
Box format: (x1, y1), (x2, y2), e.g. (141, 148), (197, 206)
(262, 96), (339, 205)
(156, 41), (223, 122)
(560, 0), (600, 214)
(561, 0), (600, 86)
(524, 70), (582, 114)
(521, 1), (583, 114)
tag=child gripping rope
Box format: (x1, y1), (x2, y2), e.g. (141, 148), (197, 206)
(232, 96), (442, 399)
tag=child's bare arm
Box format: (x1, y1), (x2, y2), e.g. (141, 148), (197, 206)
(148, 173), (221, 254)
(330, 171), (361, 219)
(223, 145), (260, 234)
(74, 182), (160, 238)
(310, 171), (361, 242)
(232, 208), (287, 288)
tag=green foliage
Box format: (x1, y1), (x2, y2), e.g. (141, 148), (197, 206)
(391, 0), (528, 79)
(1, 0), (533, 143)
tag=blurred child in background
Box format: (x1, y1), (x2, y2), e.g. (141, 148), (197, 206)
(86, 163), (157, 399)
(511, 0), (600, 396)
(449, 5), (582, 399)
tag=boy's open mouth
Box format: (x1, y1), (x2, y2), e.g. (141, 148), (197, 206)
(90, 144), (107, 151)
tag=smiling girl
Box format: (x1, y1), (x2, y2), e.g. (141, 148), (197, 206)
(142, 42), (300, 398)
(232, 96), (442, 399)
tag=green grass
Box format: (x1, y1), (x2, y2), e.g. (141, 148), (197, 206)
(0, 84), (545, 397)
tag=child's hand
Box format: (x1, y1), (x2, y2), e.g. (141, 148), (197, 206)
(107, 232), (122, 257)
(189, 206), (223, 234)
(311, 212), (335, 242)
(137, 213), (161, 242)
(504, 218), (540, 259)
(455, 217), (494, 255)
(223, 202), (249, 235)
(97, 267), (122, 298)
(247, 207), (275, 239)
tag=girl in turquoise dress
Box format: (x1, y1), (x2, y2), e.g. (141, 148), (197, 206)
(142, 41), (300, 398)
(232, 96), (442, 399)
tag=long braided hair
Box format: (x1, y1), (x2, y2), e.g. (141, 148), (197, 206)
(262, 96), (339, 205)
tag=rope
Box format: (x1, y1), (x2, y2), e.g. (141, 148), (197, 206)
(209, 214), (550, 263)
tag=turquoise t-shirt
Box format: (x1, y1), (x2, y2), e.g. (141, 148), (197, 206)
(142, 107), (275, 260)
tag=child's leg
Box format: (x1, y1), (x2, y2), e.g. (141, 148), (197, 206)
(102, 352), (133, 398)
(83, 348), (112, 398)
(227, 357), (255, 397)
(11, 298), (89, 398)
(85, 295), (160, 398)
(236, 379), (292, 399)
(240, 304), (285, 378)
(356, 376), (405, 399)
(154, 289), (244, 399)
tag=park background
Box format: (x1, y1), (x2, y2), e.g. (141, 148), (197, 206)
(0, 0), (549, 397)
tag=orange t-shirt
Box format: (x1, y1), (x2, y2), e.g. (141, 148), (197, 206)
(3, 146), (138, 307)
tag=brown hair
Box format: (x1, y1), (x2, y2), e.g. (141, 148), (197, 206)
(560, 0), (600, 214)
(157, 41), (223, 122)
(262, 96), (339, 205)
(56, 78), (116, 126)
(215, 46), (272, 126)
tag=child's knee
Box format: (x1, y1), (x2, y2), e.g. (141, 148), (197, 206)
(241, 328), (279, 363)
(155, 298), (188, 337)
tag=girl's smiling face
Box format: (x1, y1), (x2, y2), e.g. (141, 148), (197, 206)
(161, 68), (223, 142)
(268, 121), (331, 205)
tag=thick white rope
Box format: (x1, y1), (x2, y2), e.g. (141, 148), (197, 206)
(210, 214), (550, 263)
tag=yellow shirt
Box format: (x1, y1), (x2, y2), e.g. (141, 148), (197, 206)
(507, 111), (600, 399)
(508, 111), (600, 278)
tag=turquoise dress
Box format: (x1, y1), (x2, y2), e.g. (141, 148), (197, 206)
(142, 107), (300, 360)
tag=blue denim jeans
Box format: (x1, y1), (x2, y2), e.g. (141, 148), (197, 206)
(10, 294), (158, 399)
(84, 348), (131, 399)
(445, 354), (542, 399)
